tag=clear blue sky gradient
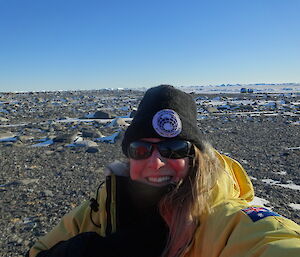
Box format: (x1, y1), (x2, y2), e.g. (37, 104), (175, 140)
(0, 0), (300, 92)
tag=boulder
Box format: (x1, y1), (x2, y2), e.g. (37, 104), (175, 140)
(86, 147), (99, 153)
(71, 140), (98, 147)
(0, 117), (9, 122)
(93, 110), (114, 119)
(81, 130), (104, 138)
(53, 132), (80, 144)
(206, 107), (219, 113)
(107, 118), (129, 128)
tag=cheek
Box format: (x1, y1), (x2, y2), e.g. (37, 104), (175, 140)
(168, 158), (189, 179)
(129, 159), (144, 180)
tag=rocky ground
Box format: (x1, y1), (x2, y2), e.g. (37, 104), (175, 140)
(0, 89), (299, 256)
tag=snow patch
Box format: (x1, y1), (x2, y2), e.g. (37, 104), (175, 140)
(31, 139), (54, 147)
(285, 146), (300, 150)
(249, 196), (271, 208)
(262, 179), (300, 191)
(0, 136), (18, 142)
(274, 171), (287, 175)
(288, 203), (300, 210)
(95, 130), (121, 144)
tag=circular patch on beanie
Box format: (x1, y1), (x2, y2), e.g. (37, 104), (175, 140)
(152, 109), (182, 137)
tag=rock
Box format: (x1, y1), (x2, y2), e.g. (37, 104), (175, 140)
(70, 140), (98, 147)
(106, 118), (129, 128)
(56, 146), (64, 152)
(0, 117), (9, 122)
(53, 132), (80, 143)
(18, 135), (34, 142)
(20, 179), (39, 185)
(94, 168), (104, 173)
(91, 110), (115, 119)
(206, 107), (219, 113)
(13, 141), (24, 147)
(86, 147), (99, 153)
(24, 240), (31, 247)
(280, 152), (289, 157)
(43, 190), (54, 197)
(81, 130), (103, 138)
(45, 150), (55, 155)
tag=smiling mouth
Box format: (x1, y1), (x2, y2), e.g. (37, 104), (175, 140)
(147, 176), (172, 184)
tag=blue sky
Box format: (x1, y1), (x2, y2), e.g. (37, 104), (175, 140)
(0, 0), (299, 92)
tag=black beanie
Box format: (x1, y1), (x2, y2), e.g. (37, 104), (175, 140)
(122, 85), (203, 156)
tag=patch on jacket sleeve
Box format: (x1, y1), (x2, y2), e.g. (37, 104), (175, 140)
(241, 207), (281, 222)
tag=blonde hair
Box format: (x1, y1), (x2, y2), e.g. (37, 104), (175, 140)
(159, 142), (223, 257)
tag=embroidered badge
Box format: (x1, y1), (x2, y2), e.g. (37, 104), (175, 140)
(152, 109), (182, 138)
(241, 207), (280, 222)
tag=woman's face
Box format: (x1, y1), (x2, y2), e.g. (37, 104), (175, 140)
(129, 138), (189, 187)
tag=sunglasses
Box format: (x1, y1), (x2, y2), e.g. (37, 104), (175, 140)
(128, 140), (193, 160)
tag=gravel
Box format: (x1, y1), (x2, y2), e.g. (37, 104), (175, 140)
(0, 90), (299, 256)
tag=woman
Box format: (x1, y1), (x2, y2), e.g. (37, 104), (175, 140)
(28, 85), (300, 257)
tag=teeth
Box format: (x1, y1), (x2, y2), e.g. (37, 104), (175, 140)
(147, 176), (171, 183)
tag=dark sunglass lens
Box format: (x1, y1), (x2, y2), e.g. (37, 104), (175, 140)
(128, 142), (152, 160)
(159, 141), (190, 159)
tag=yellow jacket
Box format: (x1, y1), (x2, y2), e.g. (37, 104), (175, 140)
(29, 153), (300, 257)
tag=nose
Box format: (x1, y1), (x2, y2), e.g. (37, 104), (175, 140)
(147, 148), (165, 170)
